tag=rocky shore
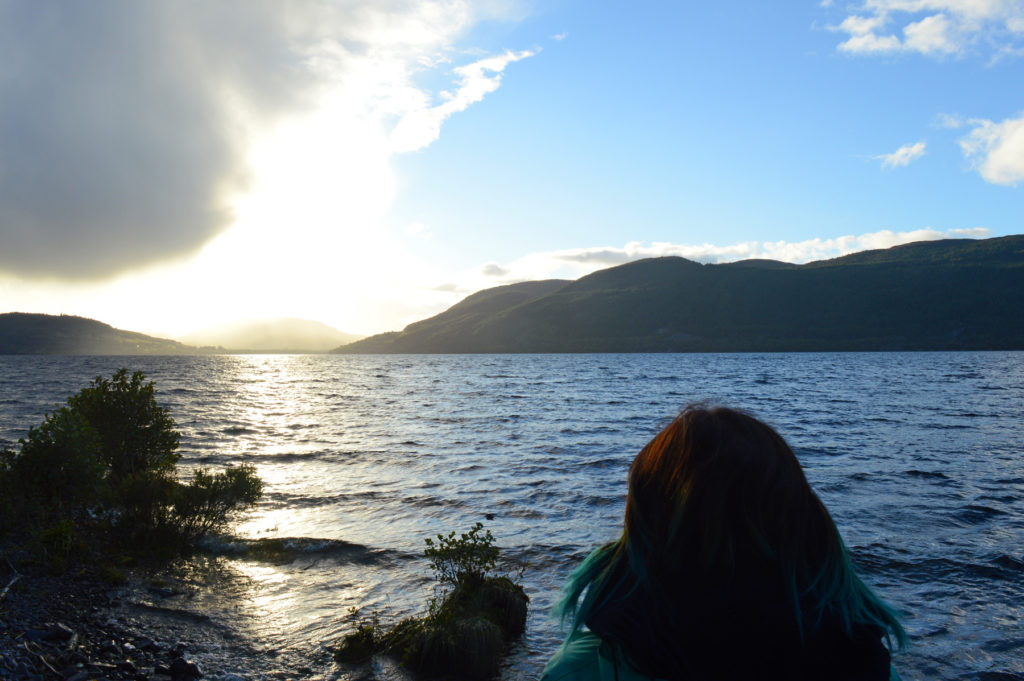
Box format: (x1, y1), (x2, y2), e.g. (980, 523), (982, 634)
(0, 558), (330, 681)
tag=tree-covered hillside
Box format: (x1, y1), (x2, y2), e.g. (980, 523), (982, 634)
(0, 313), (201, 355)
(335, 236), (1024, 353)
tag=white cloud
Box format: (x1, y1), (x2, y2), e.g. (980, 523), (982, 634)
(831, 1), (1024, 57)
(903, 13), (958, 53)
(934, 112), (966, 128)
(481, 263), (510, 277)
(551, 32), (568, 41)
(389, 49), (537, 152)
(959, 112), (1024, 185)
(874, 141), (928, 168)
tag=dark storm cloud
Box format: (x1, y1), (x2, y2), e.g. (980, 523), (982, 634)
(0, 2), (311, 279)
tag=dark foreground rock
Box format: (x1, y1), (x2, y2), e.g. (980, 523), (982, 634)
(0, 559), (329, 681)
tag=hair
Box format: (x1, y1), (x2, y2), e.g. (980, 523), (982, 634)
(556, 404), (906, 678)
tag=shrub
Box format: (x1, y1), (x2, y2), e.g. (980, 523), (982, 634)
(6, 407), (105, 517)
(170, 465), (264, 542)
(424, 522), (499, 586)
(0, 369), (264, 560)
(336, 523), (528, 680)
(67, 368), (180, 479)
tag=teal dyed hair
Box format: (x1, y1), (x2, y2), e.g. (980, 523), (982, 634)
(556, 405), (906, 675)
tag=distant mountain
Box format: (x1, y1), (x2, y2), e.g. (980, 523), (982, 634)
(0, 313), (201, 355)
(335, 236), (1024, 353)
(180, 317), (362, 353)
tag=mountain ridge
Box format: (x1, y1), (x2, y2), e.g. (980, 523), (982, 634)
(0, 313), (203, 355)
(335, 235), (1024, 353)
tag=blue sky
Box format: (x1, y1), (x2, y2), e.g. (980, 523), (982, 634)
(0, 1), (1021, 336)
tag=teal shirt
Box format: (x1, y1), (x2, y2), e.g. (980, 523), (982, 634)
(540, 631), (661, 681)
(540, 630), (903, 681)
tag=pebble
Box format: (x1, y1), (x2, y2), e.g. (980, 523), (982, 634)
(170, 657), (202, 678)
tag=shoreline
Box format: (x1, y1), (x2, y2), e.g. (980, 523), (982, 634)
(0, 558), (337, 681)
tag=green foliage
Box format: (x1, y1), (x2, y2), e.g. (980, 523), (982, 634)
(8, 407), (105, 517)
(424, 522), (499, 586)
(334, 607), (382, 664)
(37, 518), (82, 573)
(0, 369), (264, 563)
(67, 369), (180, 479)
(170, 465), (264, 542)
(336, 524), (528, 681)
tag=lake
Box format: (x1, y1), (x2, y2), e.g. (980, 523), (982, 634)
(1, 353), (1022, 680)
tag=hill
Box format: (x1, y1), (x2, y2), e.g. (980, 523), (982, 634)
(180, 317), (362, 353)
(0, 313), (202, 355)
(335, 236), (1024, 353)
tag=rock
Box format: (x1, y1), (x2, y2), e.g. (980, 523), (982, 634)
(147, 587), (180, 599)
(64, 672), (91, 681)
(169, 657), (202, 679)
(155, 663), (172, 675)
(118, 660), (139, 673)
(136, 637), (160, 652)
(222, 675), (246, 681)
(49, 623), (76, 641)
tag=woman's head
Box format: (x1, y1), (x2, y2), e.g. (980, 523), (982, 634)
(558, 404), (905, 667)
(624, 405), (832, 580)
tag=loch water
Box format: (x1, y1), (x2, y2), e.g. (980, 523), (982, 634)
(1, 353), (1022, 680)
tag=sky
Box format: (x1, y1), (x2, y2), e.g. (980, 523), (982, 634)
(0, 0), (1022, 337)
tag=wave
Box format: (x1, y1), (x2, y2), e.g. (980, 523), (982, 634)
(201, 536), (411, 566)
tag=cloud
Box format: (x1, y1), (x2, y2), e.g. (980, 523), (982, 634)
(551, 32), (568, 41)
(389, 48), (537, 153)
(0, 3), (299, 279)
(959, 112), (1024, 185)
(874, 141), (927, 168)
(830, 1), (1024, 57)
(433, 282), (462, 293)
(0, 1), (531, 280)
(481, 263), (509, 277)
(934, 112), (966, 128)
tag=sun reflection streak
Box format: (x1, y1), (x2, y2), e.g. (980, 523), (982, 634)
(221, 355), (355, 539)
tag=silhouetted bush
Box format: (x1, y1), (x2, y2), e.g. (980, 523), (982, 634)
(0, 369), (263, 562)
(336, 522), (528, 680)
(170, 465), (264, 542)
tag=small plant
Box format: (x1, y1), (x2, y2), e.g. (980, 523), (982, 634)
(336, 523), (528, 680)
(424, 522), (498, 586)
(334, 607), (382, 663)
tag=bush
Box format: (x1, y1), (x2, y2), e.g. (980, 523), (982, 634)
(170, 465), (264, 542)
(0, 369), (264, 560)
(424, 522), (499, 586)
(336, 523), (528, 680)
(6, 407), (105, 517)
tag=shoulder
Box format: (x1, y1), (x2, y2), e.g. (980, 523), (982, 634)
(540, 631), (659, 681)
(540, 631), (604, 681)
